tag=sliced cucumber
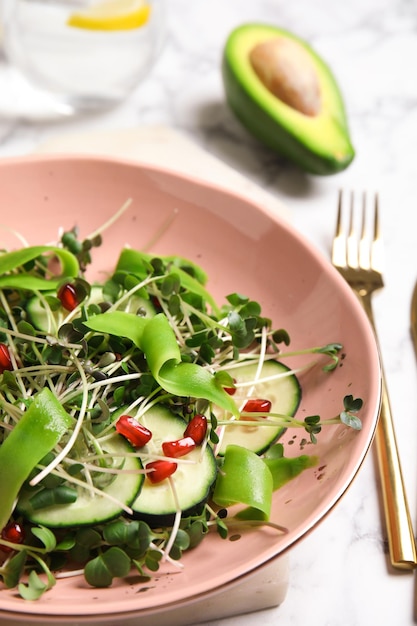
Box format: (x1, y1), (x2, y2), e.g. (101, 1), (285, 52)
(216, 360), (301, 455)
(16, 435), (144, 528)
(131, 406), (217, 524)
(27, 286), (155, 333)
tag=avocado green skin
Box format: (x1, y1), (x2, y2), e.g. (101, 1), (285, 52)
(222, 24), (355, 176)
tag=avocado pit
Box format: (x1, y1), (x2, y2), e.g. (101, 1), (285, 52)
(249, 37), (321, 116)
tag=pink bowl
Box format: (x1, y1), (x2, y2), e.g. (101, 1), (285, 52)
(0, 154), (381, 623)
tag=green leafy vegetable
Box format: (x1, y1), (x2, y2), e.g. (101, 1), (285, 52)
(115, 248), (221, 316)
(84, 547), (131, 588)
(264, 452), (319, 491)
(0, 245), (79, 290)
(213, 445), (273, 520)
(0, 549), (27, 588)
(84, 312), (239, 417)
(0, 388), (73, 531)
(340, 394), (363, 429)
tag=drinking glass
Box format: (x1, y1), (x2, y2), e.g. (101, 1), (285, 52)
(0, 0), (166, 114)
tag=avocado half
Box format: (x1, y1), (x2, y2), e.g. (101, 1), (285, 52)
(222, 24), (355, 175)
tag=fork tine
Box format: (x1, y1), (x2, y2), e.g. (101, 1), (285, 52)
(335, 189), (343, 237)
(333, 190), (380, 274)
(371, 193), (384, 275)
(358, 192), (371, 270)
(347, 191), (359, 269)
(332, 190), (347, 268)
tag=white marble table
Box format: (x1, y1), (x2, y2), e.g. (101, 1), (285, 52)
(1, 1), (417, 624)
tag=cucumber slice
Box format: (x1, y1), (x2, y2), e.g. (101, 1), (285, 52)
(216, 360), (301, 455)
(27, 286), (155, 332)
(131, 406), (217, 524)
(16, 435), (144, 528)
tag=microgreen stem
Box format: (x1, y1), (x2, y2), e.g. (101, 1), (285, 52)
(162, 484), (181, 563)
(141, 208), (179, 252)
(30, 353), (89, 486)
(49, 465), (135, 515)
(85, 198), (132, 242)
(240, 324), (268, 405)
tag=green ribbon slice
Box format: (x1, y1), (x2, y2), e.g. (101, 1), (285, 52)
(85, 312), (239, 417)
(213, 445), (273, 520)
(213, 446), (318, 522)
(0, 246), (79, 290)
(0, 388), (73, 531)
(115, 248), (221, 317)
(264, 454), (318, 491)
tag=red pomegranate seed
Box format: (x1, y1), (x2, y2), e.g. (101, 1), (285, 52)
(151, 296), (162, 311)
(1, 521), (24, 553)
(57, 283), (79, 312)
(146, 460), (177, 483)
(116, 415), (152, 448)
(241, 398), (272, 420)
(184, 414), (207, 445)
(0, 344), (13, 374)
(242, 398), (272, 413)
(162, 436), (196, 458)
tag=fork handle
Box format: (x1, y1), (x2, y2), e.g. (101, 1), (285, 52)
(360, 292), (417, 569)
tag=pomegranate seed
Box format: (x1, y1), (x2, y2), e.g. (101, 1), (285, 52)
(162, 436), (196, 458)
(1, 521), (24, 553)
(241, 398), (272, 420)
(116, 415), (152, 448)
(146, 460), (177, 483)
(184, 414), (207, 445)
(0, 344), (13, 374)
(57, 283), (79, 312)
(151, 296), (162, 311)
(242, 399), (272, 413)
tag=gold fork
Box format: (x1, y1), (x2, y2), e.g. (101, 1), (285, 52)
(332, 190), (417, 570)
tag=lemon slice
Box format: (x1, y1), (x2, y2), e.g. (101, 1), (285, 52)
(67, 0), (151, 31)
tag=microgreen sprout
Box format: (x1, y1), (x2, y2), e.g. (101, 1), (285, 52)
(340, 394), (363, 430)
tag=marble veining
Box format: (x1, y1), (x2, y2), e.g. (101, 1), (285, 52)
(1, 1), (417, 624)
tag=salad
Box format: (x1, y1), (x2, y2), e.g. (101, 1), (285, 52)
(0, 221), (363, 600)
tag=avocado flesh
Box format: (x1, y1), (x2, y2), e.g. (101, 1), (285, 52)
(222, 24), (355, 175)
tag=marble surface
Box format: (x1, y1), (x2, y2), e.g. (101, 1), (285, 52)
(1, 0), (417, 624)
